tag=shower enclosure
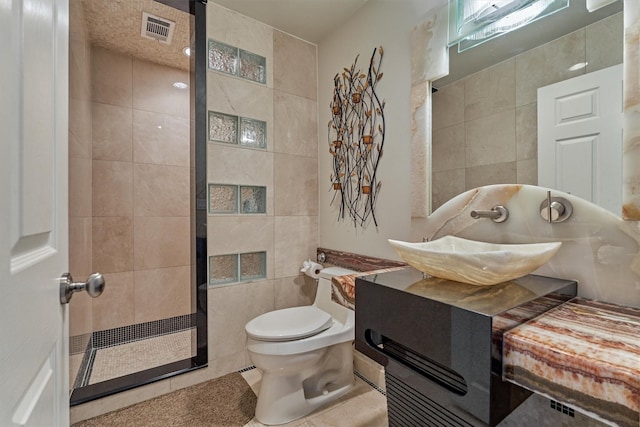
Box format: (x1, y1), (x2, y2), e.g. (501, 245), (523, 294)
(68, 0), (207, 404)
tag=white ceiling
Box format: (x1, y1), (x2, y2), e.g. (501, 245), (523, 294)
(210, 0), (370, 43)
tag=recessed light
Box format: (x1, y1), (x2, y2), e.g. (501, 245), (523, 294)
(173, 81), (188, 89)
(568, 62), (588, 71)
(183, 46), (191, 57)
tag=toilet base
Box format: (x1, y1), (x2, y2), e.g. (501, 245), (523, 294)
(253, 342), (354, 425)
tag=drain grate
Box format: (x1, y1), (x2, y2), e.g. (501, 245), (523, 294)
(550, 399), (575, 417)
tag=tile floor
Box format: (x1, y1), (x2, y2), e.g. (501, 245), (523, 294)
(240, 368), (389, 427)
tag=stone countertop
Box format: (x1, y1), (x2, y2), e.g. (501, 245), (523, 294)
(503, 298), (640, 427)
(330, 267), (405, 310)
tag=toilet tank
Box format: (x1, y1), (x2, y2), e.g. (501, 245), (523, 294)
(313, 267), (356, 318)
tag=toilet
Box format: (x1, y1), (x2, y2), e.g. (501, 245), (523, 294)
(245, 266), (356, 425)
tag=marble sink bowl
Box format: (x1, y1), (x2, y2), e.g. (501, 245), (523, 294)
(388, 236), (562, 286)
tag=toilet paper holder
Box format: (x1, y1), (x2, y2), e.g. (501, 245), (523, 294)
(301, 259), (323, 279)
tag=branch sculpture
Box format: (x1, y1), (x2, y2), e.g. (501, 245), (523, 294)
(328, 46), (385, 229)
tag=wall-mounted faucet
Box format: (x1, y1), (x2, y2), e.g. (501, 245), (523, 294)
(540, 190), (573, 223)
(470, 205), (509, 223)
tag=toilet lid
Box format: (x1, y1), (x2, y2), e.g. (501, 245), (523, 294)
(245, 306), (333, 342)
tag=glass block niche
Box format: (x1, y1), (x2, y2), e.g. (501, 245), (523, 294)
(209, 251), (267, 285)
(240, 251), (267, 281)
(209, 254), (238, 285)
(209, 184), (266, 215)
(208, 111), (266, 149)
(208, 39), (267, 85)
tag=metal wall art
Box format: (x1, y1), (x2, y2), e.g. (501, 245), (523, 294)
(328, 46), (385, 228)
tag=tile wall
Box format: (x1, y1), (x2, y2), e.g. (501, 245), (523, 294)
(204, 3), (319, 374)
(431, 13), (623, 210)
(88, 47), (192, 330)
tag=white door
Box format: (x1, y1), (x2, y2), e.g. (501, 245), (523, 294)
(0, 0), (70, 425)
(538, 64), (623, 216)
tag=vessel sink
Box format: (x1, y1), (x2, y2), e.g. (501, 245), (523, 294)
(388, 236), (562, 286)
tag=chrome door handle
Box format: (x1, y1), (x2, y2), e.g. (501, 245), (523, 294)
(60, 272), (105, 304)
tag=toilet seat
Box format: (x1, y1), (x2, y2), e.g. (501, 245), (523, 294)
(246, 306), (333, 342)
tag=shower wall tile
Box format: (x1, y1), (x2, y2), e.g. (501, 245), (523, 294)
(92, 102), (133, 162)
(274, 216), (318, 278)
(69, 98), (92, 159)
(92, 47), (132, 108)
(207, 4), (273, 88)
(516, 103), (537, 161)
(515, 29), (586, 107)
(207, 282), (251, 359)
(92, 217), (133, 273)
(465, 161), (517, 189)
(132, 59), (190, 118)
(274, 276), (316, 310)
(273, 91), (318, 158)
(133, 163), (190, 217)
(69, 217), (92, 279)
(464, 58), (515, 121)
(273, 154), (318, 216)
(92, 160), (133, 217)
(69, 157), (92, 218)
(134, 266), (191, 324)
(92, 271), (135, 331)
(207, 73), (274, 140)
(586, 12), (623, 74)
(432, 168), (465, 212)
(273, 30), (317, 100)
(432, 123), (465, 172)
(133, 217), (190, 270)
(432, 80), (465, 130)
(133, 110), (190, 167)
(517, 159), (538, 185)
(69, 39), (91, 102)
(465, 109), (516, 167)
(244, 280), (275, 326)
(69, 291), (93, 336)
(207, 144), (274, 194)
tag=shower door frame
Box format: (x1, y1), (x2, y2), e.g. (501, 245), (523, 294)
(69, 0), (208, 405)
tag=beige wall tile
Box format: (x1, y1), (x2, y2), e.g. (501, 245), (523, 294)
(515, 30), (586, 107)
(465, 58), (515, 121)
(92, 271), (135, 331)
(69, 291), (93, 336)
(133, 110), (190, 167)
(134, 217), (190, 270)
(432, 124), (465, 172)
(465, 109), (516, 167)
(69, 98), (92, 159)
(586, 12), (623, 74)
(273, 275), (316, 310)
(69, 217), (92, 278)
(133, 163), (190, 217)
(273, 154), (318, 215)
(132, 59), (189, 118)
(516, 103), (537, 161)
(69, 156), (92, 218)
(274, 90), (318, 158)
(207, 283), (249, 359)
(517, 159), (538, 185)
(92, 216), (133, 273)
(92, 47), (132, 107)
(245, 279), (275, 322)
(206, 144), (274, 197)
(134, 267), (191, 323)
(69, 39), (91, 102)
(274, 215), (318, 278)
(432, 168), (465, 211)
(92, 160), (133, 217)
(92, 102), (133, 162)
(273, 30), (317, 100)
(465, 161), (517, 189)
(432, 80), (464, 130)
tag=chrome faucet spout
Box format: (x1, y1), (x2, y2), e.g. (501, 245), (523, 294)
(470, 205), (509, 223)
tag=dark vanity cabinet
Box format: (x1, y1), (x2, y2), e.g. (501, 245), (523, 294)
(355, 268), (577, 426)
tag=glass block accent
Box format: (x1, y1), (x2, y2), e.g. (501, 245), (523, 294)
(240, 186), (266, 214)
(208, 111), (238, 144)
(239, 49), (266, 84)
(208, 184), (238, 214)
(239, 117), (267, 149)
(240, 251), (266, 281)
(208, 39), (238, 75)
(209, 254), (238, 285)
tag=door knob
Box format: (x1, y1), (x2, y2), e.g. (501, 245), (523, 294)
(59, 272), (105, 304)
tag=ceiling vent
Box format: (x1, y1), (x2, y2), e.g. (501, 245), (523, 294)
(141, 12), (175, 44)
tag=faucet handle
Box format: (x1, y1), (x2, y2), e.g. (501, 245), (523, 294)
(540, 191), (573, 223)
